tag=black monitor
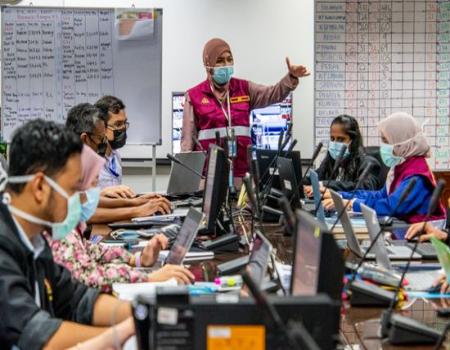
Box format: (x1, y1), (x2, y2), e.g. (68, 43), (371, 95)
(202, 144), (229, 234)
(134, 292), (340, 350)
(291, 210), (344, 300)
(277, 156), (302, 209)
(256, 149), (303, 197)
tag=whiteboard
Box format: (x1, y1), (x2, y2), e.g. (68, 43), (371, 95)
(314, 0), (450, 170)
(1, 6), (162, 145)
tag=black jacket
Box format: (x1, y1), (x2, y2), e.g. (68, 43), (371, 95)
(314, 149), (381, 192)
(0, 201), (100, 350)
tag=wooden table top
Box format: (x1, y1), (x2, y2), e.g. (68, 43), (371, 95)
(92, 220), (450, 348)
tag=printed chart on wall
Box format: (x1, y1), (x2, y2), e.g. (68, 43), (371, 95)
(1, 7), (162, 145)
(315, 1), (450, 169)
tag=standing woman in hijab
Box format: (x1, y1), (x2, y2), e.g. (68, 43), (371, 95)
(181, 38), (310, 184)
(323, 112), (446, 223)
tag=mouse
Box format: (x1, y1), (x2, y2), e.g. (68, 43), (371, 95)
(379, 216), (393, 226)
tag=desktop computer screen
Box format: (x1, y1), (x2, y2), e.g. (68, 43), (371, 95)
(171, 92), (293, 153)
(291, 211), (323, 296)
(251, 92), (292, 150)
(172, 92), (185, 154)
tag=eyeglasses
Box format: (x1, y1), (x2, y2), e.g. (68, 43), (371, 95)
(107, 121), (130, 131)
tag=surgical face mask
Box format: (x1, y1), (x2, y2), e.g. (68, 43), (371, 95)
(7, 175), (82, 240)
(328, 141), (350, 160)
(212, 65), (234, 85)
(109, 128), (127, 150)
(80, 187), (101, 222)
(380, 142), (403, 168)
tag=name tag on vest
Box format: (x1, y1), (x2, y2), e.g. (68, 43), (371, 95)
(230, 95), (250, 103)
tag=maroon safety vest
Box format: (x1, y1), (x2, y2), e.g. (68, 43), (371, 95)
(188, 78), (251, 177)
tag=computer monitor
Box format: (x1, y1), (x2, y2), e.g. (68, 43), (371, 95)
(277, 156), (302, 209)
(291, 210), (324, 296)
(291, 210), (344, 300)
(135, 293), (341, 350)
(245, 231), (273, 286)
(251, 93), (292, 150)
(202, 144), (229, 234)
(172, 92), (185, 154)
(256, 149), (302, 195)
(165, 208), (205, 265)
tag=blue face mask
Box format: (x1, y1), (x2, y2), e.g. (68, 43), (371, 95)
(328, 141), (350, 160)
(380, 142), (403, 168)
(212, 66), (234, 85)
(80, 187), (101, 222)
(7, 175), (82, 240)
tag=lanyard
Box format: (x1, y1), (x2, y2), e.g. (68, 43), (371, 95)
(210, 84), (232, 135)
(108, 155), (120, 178)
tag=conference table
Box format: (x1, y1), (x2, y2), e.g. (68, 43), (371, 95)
(93, 218), (450, 349)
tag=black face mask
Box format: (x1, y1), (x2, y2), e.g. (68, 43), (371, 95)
(110, 129), (127, 150)
(97, 140), (108, 157)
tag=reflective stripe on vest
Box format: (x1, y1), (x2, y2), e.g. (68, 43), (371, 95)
(197, 126), (251, 141)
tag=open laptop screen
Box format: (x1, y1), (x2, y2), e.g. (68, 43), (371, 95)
(246, 231), (272, 286)
(165, 208), (204, 265)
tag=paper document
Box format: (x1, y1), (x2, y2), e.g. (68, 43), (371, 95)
(112, 279), (178, 301)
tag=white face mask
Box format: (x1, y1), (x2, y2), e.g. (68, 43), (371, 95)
(7, 175), (82, 240)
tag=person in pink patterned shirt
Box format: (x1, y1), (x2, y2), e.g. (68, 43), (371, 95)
(46, 146), (194, 293)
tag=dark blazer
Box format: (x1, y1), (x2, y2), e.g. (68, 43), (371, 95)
(0, 200), (100, 350)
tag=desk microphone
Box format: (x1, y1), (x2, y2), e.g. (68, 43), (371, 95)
(242, 271), (320, 350)
(258, 130), (288, 202)
(243, 173), (260, 219)
(328, 162), (374, 232)
(380, 179), (445, 345)
(283, 139), (297, 156)
(192, 135), (206, 154)
(300, 142), (323, 185)
(313, 144), (347, 216)
(166, 153), (205, 179)
(260, 131), (293, 200)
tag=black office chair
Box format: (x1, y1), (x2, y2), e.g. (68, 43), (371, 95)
(364, 146), (389, 190)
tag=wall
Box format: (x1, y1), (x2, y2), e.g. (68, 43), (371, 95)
(2, 0), (315, 192)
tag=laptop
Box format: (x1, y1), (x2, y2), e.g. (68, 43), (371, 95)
(166, 152), (205, 196)
(361, 204), (421, 268)
(277, 157), (301, 209)
(164, 207), (205, 265)
(329, 190), (364, 258)
(308, 169), (326, 223)
(245, 231), (273, 286)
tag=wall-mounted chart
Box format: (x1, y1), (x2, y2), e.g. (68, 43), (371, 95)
(315, 1), (450, 169)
